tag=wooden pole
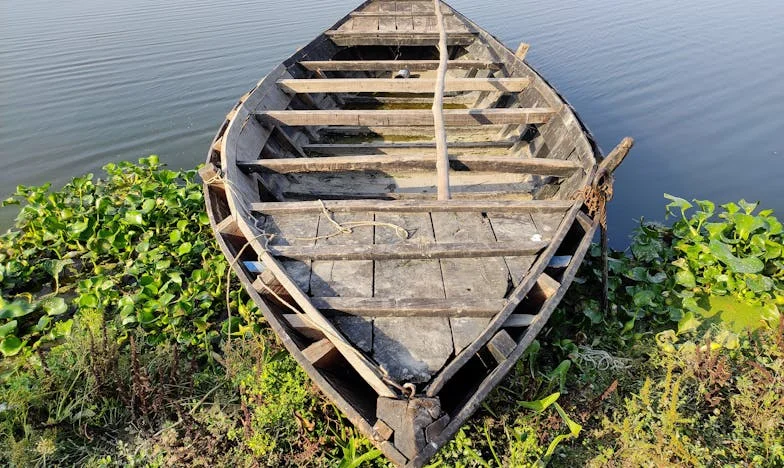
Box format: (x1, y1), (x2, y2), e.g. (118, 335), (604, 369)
(433, 0), (451, 200)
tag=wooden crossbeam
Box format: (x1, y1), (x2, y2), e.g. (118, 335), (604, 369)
(326, 31), (476, 46)
(311, 297), (507, 317)
(267, 240), (548, 261)
(255, 108), (558, 127)
(238, 154), (582, 176)
(303, 140), (515, 154)
(298, 60), (500, 72)
(281, 190), (534, 201)
(250, 199), (574, 215)
(350, 11), (454, 17)
(276, 77), (530, 94)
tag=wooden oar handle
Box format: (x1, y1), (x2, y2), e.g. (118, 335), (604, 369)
(594, 137), (634, 186)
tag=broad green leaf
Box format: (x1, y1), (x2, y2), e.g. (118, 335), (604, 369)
(734, 213), (764, 240)
(633, 289), (656, 308)
(0, 320), (17, 338)
(677, 311), (701, 335)
(738, 199), (758, 215)
(0, 302), (35, 320)
(124, 211), (144, 225)
(708, 240), (764, 274)
(0, 335), (24, 357)
(141, 198), (156, 213)
(664, 194), (693, 217)
(68, 219), (90, 236)
(41, 297), (68, 316)
(675, 269), (696, 289)
(78, 294), (99, 308)
(177, 242), (192, 256)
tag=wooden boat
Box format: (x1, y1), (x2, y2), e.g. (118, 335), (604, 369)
(200, 1), (632, 465)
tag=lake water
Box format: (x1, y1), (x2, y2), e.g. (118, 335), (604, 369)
(2, 0), (783, 244)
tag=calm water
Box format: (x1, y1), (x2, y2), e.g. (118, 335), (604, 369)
(2, 0), (783, 244)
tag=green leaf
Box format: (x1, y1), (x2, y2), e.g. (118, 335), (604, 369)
(0, 320), (17, 338)
(677, 311), (701, 335)
(142, 198), (156, 213)
(734, 214), (764, 240)
(519, 392), (560, 412)
(177, 242), (192, 256)
(0, 302), (35, 320)
(675, 269), (696, 289)
(41, 297), (68, 316)
(169, 229), (182, 243)
(664, 194), (693, 218)
(78, 294), (99, 308)
(68, 219), (90, 236)
(0, 335), (24, 357)
(633, 289), (656, 308)
(124, 211), (144, 226)
(708, 240), (764, 274)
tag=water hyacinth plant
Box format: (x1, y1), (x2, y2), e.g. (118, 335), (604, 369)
(0, 161), (781, 466)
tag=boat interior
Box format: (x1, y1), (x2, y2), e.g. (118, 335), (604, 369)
(202, 1), (607, 465)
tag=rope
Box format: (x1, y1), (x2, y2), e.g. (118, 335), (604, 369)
(574, 171), (614, 228)
(295, 199), (409, 242)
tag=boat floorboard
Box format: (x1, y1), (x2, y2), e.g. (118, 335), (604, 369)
(251, 206), (564, 383)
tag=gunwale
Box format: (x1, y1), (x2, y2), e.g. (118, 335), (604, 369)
(201, 1), (629, 466)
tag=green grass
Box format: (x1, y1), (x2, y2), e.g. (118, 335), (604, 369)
(1, 159), (782, 466)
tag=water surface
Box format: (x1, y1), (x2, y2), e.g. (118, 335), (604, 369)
(2, 0), (782, 243)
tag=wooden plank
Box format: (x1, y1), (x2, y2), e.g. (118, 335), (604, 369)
(256, 251), (397, 397)
(426, 202), (582, 397)
(486, 330), (516, 362)
(303, 140), (514, 154)
(326, 31), (476, 47)
(299, 60), (500, 72)
(422, 218), (600, 461)
(276, 77), (530, 94)
(311, 297), (506, 316)
(268, 240), (547, 261)
(431, 212), (510, 356)
(372, 212), (451, 383)
(256, 108), (556, 127)
(238, 154), (583, 177)
(396, 15), (415, 32)
(283, 314), (325, 340)
(282, 190), (534, 201)
(487, 212), (542, 286)
(378, 15), (397, 32)
(250, 199), (573, 215)
(503, 314), (536, 327)
(302, 338), (340, 368)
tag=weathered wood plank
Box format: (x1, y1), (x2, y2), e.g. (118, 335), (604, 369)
(276, 77), (530, 94)
(486, 330), (516, 362)
(302, 338), (340, 368)
(239, 154), (581, 176)
(257, 108), (556, 127)
(311, 297), (506, 316)
(298, 60), (498, 72)
(268, 240), (548, 261)
(282, 190), (534, 202)
(326, 31), (475, 47)
(487, 212), (542, 286)
(431, 211), (510, 355)
(250, 199), (573, 215)
(502, 314), (536, 327)
(372, 212), (451, 383)
(303, 140), (513, 154)
(426, 202), (582, 397)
